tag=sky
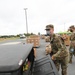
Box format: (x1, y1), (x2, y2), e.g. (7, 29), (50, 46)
(0, 0), (75, 35)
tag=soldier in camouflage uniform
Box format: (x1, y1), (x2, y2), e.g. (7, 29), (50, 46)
(68, 25), (75, 63)
(46, 24), (69, 75)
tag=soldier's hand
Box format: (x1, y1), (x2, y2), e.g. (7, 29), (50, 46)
(51, 56), (55, 60)
(45, 47), (52, 53)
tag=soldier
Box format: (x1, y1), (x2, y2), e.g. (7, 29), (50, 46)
(68, 25), (75, 63)
(46, 24), (69, 75)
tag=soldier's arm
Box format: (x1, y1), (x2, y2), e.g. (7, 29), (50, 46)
(52, 37), (63, 59)
(70, 34), (72, 41)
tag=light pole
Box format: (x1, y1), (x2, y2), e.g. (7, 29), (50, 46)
(24, 8), (28, 34)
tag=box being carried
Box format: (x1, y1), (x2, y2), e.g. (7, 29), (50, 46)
(45, 36), (50, 42)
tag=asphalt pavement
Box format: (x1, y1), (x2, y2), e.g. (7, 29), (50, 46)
(35, 39), (75, 75)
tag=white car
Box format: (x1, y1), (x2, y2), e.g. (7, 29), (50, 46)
(20, 34), (26, 39)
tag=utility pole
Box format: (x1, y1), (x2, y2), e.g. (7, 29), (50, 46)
(24, 8), (28, 34)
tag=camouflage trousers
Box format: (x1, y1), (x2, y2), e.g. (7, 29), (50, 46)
(69, 52), (75, 63)
(69, 46), (75, 63)
(53, 56), (68, 75)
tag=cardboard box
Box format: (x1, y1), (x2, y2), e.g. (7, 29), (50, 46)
(41, 35), (45, 39)
(62, 34), (70, 46)
(26, 36), (40, 47)
(45, 44), (51, 55)
(33, 48), (37, 58)
(29, 35), (40, 39)
(45, 36), (50, 42)
(64, 35), (70, 46)
(26, 38), (32, 43)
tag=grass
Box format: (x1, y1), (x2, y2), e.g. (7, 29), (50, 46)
(0, 37), (19, 42)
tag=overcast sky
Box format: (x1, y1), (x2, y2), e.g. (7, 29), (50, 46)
(0, 0), (75, 35)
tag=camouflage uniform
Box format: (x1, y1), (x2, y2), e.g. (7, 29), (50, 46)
(50, 34), (69, 75)
(69, 31), (75, 63)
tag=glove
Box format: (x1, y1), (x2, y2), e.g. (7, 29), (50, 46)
(70, 48), (74, 53)
(51, 55), (56, 60)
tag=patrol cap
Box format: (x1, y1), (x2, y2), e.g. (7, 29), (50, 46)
(68, 25), (75, 31)
(45, 24), (54, 30)
(69, 25), (75, 29)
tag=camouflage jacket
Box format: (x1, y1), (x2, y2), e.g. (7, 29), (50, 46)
(50, 34), (68, 59)
(70, 31), (75, 48)
(70, 31), (75, 41)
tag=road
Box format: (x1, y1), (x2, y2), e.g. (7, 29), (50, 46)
(0, 38), (75, 75)
(0, 38), (26, 45)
